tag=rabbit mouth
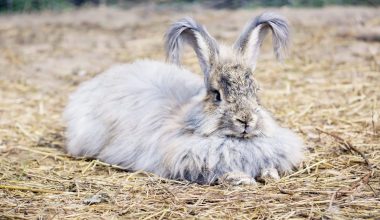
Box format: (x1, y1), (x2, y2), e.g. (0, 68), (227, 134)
(224, 127), (260, 139)
(235, 122), (262, 139)
(240, 132), (251, 139)
(240, 130), (257, 139)
(225, 132), (255, 139)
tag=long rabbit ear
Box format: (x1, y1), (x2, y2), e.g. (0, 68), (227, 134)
(233, 12), (289, 69)
(165, 17), (219, 82)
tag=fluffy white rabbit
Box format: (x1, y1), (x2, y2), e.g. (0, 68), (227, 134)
(64, 13), (304, 185)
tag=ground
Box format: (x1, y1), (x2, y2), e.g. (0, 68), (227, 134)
(0, 5), (379, 219)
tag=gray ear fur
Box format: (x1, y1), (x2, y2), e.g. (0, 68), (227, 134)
(234, 12), (290, 69)
(165, 17), (219, 82)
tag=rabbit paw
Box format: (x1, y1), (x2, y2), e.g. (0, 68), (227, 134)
(260, 167), (280, 182)
(219, 172), (257, 186)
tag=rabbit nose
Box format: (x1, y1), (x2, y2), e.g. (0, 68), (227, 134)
(236, 118), (249, 128)
(236, 115), (257, 133)
(236, 118), (251, 133)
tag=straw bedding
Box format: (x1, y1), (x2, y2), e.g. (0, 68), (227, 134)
(0, 6), (379, 219)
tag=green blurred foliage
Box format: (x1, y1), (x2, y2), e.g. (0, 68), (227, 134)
(0, 0), (379, 13)
(0, 0), (72, 12)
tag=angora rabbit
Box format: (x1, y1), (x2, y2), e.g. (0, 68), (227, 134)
(64, 13), (304, 185)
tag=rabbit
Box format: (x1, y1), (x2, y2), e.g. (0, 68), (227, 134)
(64, 12), (304, 185)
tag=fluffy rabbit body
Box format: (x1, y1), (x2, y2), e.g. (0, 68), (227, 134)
(64, 13), (304, 184)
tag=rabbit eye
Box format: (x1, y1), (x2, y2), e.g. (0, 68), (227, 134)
(212, 90), (222, 103)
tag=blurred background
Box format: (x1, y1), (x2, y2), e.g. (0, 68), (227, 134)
(0, 0), (379, 13)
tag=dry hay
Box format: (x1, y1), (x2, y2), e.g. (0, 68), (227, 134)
(0, 5), (379, 219)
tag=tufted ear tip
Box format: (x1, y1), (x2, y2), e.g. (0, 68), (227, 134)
(164, 17), (198, 64)
(233, 12), (290, 68)
(164, 17), (219, 81)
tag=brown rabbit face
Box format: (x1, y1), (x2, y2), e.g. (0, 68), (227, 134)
(205, 63), (264, 138)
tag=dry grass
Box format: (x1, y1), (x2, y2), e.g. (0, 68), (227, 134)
(0, 5), (379, 219)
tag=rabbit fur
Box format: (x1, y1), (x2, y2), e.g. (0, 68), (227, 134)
(64, 12), (304, 184)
